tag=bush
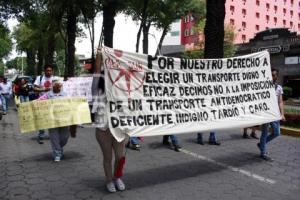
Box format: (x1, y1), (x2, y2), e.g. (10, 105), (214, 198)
(283, 86), (293, 100)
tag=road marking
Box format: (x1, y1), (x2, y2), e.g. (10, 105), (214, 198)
(180, 148), (276, 185)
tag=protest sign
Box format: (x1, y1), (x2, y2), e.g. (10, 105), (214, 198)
(62, 77), (93, 102)
(18, 97), (91, 133)
(102, 47), (281, 142)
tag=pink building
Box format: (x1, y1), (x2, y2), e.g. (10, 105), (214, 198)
(226, 0), (300, 43)
(163, 0), (300, 47)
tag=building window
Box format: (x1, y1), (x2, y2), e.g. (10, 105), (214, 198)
(190, 28), (194, 36)
(190, 15), (194, 21)
(255, 25), (260, 31)
(242, 0), (246, 5)
(266, 15), (270, 22)
(170, 31), (179, 36)
(256, 12), (260, 18)
(230, 19), (234, 25)
(290, 21), (293, 28)
(290, 10), (293, 17)
(284, 0), (287, 5)
(242, 9), (246, 16)
(283, 20), (286, 26)
(298, 24), (300, 30)
(184, 29), (189, 36)
(274, 17), (277, 24)
(230, 5), (235, 13)
(242, 35), (246, 42)
(274, 5), (278, 13)
(266, 3), (270, 10)
(242, 22), (246, 29)
(299, 13), (300, 20)
(256, 0), (260, 6)
(283, 8), (286, 16)
(291, 0), (294, 5)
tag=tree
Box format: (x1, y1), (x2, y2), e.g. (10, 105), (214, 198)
(154, 0), (206, 56)
(0, 24), (12, 61)
(204, 0), (226, 59)
(184, 22), (236, 59)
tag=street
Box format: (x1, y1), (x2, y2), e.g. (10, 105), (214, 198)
(0, 106), (299, 200)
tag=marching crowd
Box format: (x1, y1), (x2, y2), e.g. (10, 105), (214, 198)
(0, 61), (285, 192)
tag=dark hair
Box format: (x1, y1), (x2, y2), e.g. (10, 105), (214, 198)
(271, 68), (279, 73)
(44, 64), (54, 70)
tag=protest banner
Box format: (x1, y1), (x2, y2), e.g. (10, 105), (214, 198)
(18, 97), (91, 133)
(62, 77), (93, 102)
(102, 47), (281, 142)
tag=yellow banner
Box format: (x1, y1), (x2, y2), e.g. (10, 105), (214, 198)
(18, 97), (91, 133)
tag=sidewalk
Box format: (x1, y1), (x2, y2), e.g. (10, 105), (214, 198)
(0, 106), (299, 200)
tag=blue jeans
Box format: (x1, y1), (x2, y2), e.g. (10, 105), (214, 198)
(38, 130), (45, 139)
(260, 121), (280, 155)
(130, 137), (139, 145)
(20, 95), (29, 103)
(163, 135), (179, 146)
(197, 132), (216, 143)
(0, 94), (9, 113)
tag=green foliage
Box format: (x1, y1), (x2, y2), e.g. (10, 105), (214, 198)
(184, 22), (236, 59)
(5, 56), (27, 72)
(0, 24), (12, 61)
(283, 86), (293, 99)
(0, 62), (4, 76)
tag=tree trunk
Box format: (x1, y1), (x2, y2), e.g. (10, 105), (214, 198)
(155, 26), (168, 56)
(45, 33), (55, 65)
(142, 22), (151, 54)
(135, 23), (142, 53)
(65, 6), (77, 77)
(26, 49), (36, 76)
(91, 19), (95, 73)
(204, 0), (226, 59)
(103, 1), (117, 48)
(37, 46), (44, 75)
(136, 0), (149, 53)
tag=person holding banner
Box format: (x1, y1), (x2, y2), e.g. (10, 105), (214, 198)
(34, 64), (56, 144)
(38, 78), (70, 162)
(94, 51), (127, 193)
(257, 68), (285, 161)
(197, 132), (221, 145)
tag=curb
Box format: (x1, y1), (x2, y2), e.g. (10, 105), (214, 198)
(281, 126), (300, 138)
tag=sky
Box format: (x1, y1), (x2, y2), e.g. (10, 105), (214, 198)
(7, 13), (162, 61)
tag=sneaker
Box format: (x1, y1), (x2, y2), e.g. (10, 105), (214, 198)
(106, 182), (117, 193)
(173, 144), (181, 152)
(114, 178), (125, 191)
(37, 137), (44, 144)
(54, 156), (61, 162)
(260, 154), (274, 161)
(208, 141), (221, 145)
(131, 144), (140, 151)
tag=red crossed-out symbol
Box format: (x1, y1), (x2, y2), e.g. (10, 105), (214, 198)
(105, 50), (145, 97)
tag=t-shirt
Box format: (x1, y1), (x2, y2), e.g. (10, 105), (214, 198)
(0, 82), (12, 95)
(275, 84), (283, 102)
(34, 75), (56, 96)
